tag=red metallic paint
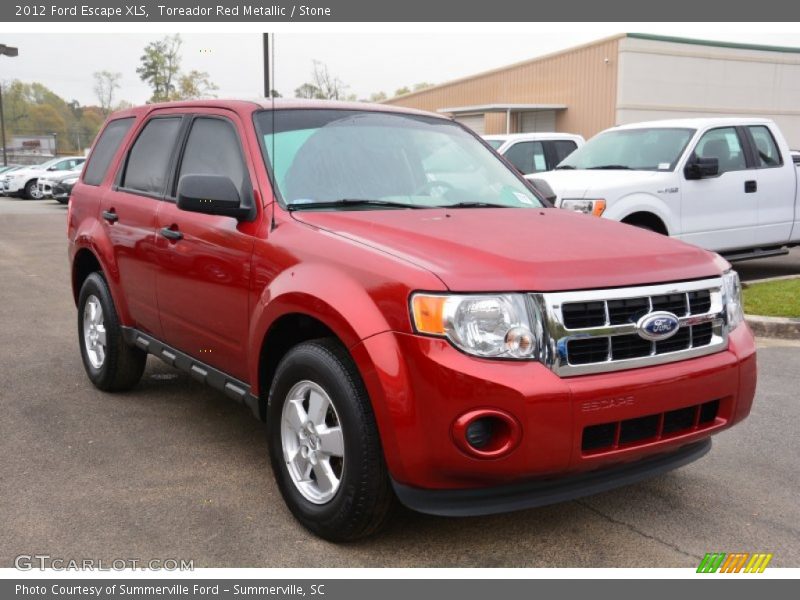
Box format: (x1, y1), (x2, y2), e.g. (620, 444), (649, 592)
(68, 99), (757, 495)
(451, 408), (523, 459)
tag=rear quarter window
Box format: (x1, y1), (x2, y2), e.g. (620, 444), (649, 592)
(83, 118), (135, 186)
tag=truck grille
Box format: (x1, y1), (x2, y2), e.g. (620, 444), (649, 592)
(530, 277), (728, 376)
(582, 399), (721, 453)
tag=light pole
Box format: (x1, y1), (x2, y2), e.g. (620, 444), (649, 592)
(1, 44), (19, 167)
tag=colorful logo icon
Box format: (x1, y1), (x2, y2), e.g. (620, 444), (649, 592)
(697, 552), (773, 573)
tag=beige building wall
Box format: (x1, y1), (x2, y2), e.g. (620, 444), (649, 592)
(384, 36), (621, 138)
(616, 36), (800, 147)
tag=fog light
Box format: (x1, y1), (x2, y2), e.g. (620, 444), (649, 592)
(452, 409), (522, 459)
(465, 418), (494, 449)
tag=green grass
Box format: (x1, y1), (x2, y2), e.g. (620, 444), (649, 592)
(743, 279), (800, 318)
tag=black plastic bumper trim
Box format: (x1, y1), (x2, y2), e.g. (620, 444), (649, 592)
(392, 438), (711, 517)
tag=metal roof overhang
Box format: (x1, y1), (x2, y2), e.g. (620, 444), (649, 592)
(437, 103), (567, 115)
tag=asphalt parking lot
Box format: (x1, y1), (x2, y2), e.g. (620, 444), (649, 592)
(1, 198), (799, 568)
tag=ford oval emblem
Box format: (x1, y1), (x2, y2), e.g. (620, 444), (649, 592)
(636, 311), (680, 341)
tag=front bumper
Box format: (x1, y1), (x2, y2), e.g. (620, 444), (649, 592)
(52, 181), (74, 200)
(393, 438), (711, 516)
(351, 323), (756, 493)
(3, 179), (24, 194)
(38, 179), (53, 197)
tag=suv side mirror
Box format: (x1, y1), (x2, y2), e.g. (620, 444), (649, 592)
(684, 156), (719, 180)
(176, 174), (255, 221)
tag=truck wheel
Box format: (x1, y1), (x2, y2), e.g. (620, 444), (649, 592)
(78, 272), (146, 391)
(267, 339), (394, 541)
(24, 180), (41, 200)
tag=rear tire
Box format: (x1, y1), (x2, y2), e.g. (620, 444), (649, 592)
(267, 338), (394, 542)
(78, 272), (146, 391)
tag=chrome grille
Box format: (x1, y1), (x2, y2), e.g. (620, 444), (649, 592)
(530, 277), (728, 376)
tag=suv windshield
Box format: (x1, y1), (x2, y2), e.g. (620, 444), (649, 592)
(558, 127), (695, 171)
(255, 110), (543, 210)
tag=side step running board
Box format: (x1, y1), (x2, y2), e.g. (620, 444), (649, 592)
(721, 246), (790, 263)
(121, 327), (261, 420)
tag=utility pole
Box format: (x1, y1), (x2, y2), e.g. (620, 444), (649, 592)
(263, 33), (270, 98)
(0, 44), (20, 167)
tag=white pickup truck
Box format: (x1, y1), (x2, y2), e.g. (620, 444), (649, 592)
(530, 118), (800, 260)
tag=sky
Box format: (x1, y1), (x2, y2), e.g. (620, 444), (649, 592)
(2, 29), (800, 106)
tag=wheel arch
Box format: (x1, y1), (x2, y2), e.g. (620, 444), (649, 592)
(621, 211), (670, 235)
(72, 247), (104, 305)
(255, 312), (340, 421)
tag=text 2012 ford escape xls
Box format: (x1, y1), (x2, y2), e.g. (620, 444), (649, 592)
(68, 100), (756, 541)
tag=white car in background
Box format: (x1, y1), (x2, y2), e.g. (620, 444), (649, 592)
(483, 133), (584, 175)
(38, 163), (84, 199)
(2, 156), (85, 199)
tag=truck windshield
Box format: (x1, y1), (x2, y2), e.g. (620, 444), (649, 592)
(255, 109), (544, 210)
(557, 127), (695, 171)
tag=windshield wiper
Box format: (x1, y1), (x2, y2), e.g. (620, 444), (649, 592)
(286, 198), (424, 211)
(434, 201), (513, 209)
(555, 165), (575, 170)
(587, 165), (632, 170)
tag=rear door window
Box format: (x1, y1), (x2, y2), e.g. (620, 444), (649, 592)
(84, 118), (134, 186)
(748, 126), (783, 168)
(122, 117), (183, 195)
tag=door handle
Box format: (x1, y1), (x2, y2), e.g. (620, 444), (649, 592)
(744, 180), (757, 193)
(159, 226), (183, 241)
(102, 210), (118, 223)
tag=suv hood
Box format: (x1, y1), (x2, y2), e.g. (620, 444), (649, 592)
(292, 208), (723, 292)
(529, 169), (667, 199)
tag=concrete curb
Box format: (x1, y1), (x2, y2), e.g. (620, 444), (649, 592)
(741, 275), (799, 339)
(745, 314), (800, 340)
(741, 274), (800, 287)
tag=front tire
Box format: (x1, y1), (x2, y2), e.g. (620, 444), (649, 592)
(78, 272), (146, 391)
(24, 179), (41, 200)
(267, 339), (394, 541)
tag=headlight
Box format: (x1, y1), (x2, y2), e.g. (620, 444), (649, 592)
(62, 177), (78, 186)
(411, 293), (540, 359)
(722, 270), (744, 330)
(560, 198), (606, 217)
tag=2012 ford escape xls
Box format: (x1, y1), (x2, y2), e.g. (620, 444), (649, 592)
(68, 100), (757, 541)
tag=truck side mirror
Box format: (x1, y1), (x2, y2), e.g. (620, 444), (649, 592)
(684, 157), (719, 180)
(176, 174), (255, 221)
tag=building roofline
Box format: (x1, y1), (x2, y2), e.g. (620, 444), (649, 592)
(384, 34), (626, 104)
(626, 32), (800, 55)
(385, 32), (800, 106)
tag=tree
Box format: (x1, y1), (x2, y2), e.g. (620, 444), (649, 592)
(294, 83), (322, 99)
(0, 79), (119, 155)
(175, 70), (218, 100)
(369, 91), (387, 102)
(294, 61), (350, 100)
(93, 71), (122, 116)
(136, 34), (183, 103)
(392, 82), (435, 98)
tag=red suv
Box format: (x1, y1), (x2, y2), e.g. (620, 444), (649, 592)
(68, 100), (757, 541)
